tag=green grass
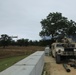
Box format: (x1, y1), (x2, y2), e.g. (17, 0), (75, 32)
(0, 55), (27, 72)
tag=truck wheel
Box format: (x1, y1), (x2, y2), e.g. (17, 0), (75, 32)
(56, 53), (61, 64)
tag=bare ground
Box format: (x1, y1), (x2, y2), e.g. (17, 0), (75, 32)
(44, 56), (76, 75)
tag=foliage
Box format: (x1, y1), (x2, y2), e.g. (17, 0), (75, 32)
(39, 39), (55, 47)
(0, 55), (27, 72)
(17, 39), (29, 46)
(39, 12), (76, 40)
(0, 34), (12, 48)
(0, 34), (55, 47)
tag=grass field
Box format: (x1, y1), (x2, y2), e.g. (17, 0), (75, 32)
(0, 46), (44, 72)
(0, 55), (27, 72)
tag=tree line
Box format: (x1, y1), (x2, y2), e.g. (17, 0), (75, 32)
(0, 34), (53, 48)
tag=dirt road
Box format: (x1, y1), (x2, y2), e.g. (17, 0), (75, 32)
(44, 56), (76, 75)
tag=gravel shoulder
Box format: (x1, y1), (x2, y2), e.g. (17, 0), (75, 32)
(44, 56), (76, 75)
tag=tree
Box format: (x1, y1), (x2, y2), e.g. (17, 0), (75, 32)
(29, 40), (33, 45)
(32, 40), (39, 46)
(0, 34), (12, 48)
(17, 39), (29, 46)
(11, 40), (17, 46)
(39, 12), (76, 40)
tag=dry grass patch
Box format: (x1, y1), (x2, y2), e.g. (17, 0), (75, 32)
(0, 46), (44, 59)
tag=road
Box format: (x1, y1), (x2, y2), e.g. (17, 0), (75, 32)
(44, 56), (76, 75)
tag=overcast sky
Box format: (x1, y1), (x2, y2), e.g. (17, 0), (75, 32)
(0, 0), (76, 40)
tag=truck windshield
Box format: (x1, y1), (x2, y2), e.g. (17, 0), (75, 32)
(56, 44), (64, 47)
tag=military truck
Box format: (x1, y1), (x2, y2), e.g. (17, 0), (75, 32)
(51, 38), (76, 64)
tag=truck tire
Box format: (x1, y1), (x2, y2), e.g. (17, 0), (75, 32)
(55, 53), (61, 64)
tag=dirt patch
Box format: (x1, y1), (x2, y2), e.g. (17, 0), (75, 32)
(44, 56), (76, 75)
